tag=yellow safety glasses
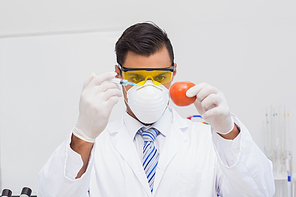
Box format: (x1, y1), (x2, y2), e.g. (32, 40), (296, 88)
(117, 64), (175, 85)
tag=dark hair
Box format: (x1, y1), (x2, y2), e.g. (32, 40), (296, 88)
(115, 22), (174, 66)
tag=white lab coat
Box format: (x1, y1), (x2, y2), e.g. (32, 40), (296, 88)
(38, 107), (275, 197)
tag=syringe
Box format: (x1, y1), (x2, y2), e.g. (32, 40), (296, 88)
(109, 78), (136, 86)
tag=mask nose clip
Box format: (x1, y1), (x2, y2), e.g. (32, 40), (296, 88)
(136, 80), (163, 91)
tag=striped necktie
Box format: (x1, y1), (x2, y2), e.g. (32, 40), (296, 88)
(138, 127), (160, 193)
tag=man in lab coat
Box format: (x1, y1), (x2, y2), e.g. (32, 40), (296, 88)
(38, 22), (275, 196)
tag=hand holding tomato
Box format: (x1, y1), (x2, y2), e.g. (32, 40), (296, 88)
(169, 81), (196, 106)
(186, 83), (234, 134)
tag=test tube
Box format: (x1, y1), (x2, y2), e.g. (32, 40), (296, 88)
(1, 189), (12, 197)
(20, 187), (32, 197)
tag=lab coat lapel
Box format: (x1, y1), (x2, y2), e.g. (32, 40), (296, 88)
(153, 108), (188, 193)
(108, 117), (151, 197)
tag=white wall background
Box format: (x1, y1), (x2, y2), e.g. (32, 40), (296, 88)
(0, 0), (295, 195)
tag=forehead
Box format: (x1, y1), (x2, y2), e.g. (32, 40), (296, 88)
(123, 47), (171, 69)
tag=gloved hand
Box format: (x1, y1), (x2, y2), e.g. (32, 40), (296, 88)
(72, 72), (122, 143)
(186, 83), (234, 134)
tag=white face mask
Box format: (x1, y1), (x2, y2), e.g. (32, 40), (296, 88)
(126, 80), (169, 124)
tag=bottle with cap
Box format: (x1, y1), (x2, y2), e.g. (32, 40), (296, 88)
(20, 187), (32, 197)
(1, 189), (12, 197)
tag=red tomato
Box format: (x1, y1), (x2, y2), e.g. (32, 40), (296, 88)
(169, 81), (196, 106)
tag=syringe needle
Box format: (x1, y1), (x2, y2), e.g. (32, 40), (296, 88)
(109, 78), (136, 86)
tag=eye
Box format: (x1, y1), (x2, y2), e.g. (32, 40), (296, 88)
(154, 76), (165, 81)
(129, 75), (145, 83)
(154, 74), (168, 82)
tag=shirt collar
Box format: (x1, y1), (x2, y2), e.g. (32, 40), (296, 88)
(123, 108), (172, 141)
